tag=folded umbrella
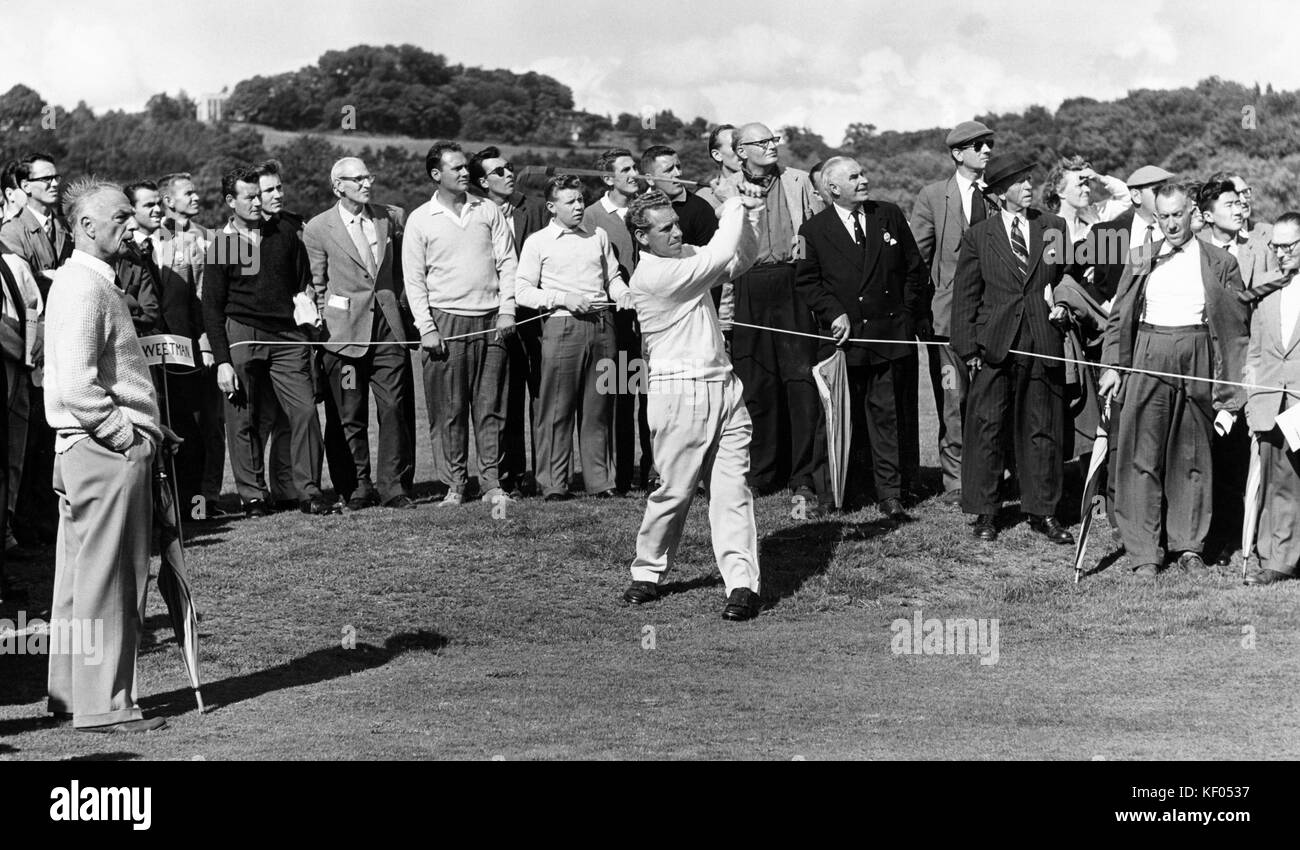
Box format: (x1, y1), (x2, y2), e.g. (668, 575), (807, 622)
(1073, 407), (1111, 584)
(153, 447), (205, 713)
(1241, 433), (1262, 578)
(812, 349), (852, 509)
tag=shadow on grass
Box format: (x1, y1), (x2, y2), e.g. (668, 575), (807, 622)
(67, 751), (140, 761)
(140, 629), (449, 719)
(1081, 546), (1127, 579)
(758, 518), (896, 610)
(0, 742), (16, 754)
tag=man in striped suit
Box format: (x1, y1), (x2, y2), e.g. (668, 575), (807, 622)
(951, 153), (1073, 545)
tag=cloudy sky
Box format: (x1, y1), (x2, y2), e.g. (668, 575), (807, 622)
(1, 0), (1294, 144)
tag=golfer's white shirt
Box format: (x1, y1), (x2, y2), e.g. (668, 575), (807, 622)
(628, 197), (758, 383)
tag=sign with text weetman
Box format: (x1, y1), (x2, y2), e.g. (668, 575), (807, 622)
(138, 334), (195, 368)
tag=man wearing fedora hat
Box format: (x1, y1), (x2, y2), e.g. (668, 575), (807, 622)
(911, 120), (995, 504)
(951, 152), (1073, 544)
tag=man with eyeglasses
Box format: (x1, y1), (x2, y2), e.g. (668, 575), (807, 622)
(724, 122), (824, 510)
(583, 148), (652, 492)
(0, 152), (71, 549)
(303, 157), (417, 511)
(1100, 183), (1249, 578)
(912, 120), (995, 505)
(468, 147), (548, 497)
(1242, 212), (1300, 585)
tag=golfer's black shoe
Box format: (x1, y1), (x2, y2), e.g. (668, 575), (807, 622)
(622, 581), (659, 605)
(722, 588), (759, 621)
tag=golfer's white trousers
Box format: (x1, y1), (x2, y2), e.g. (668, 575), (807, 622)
(630, 373), (760, 595)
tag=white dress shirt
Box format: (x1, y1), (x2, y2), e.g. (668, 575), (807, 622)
(1142, 238), (1205, 326)
(1282, 277), (1300, 345)
(831, 203), (866, 242)
(1130, 214), (1158, 256)
(954, 171), (977, 224)
(338, 203), (380, 269)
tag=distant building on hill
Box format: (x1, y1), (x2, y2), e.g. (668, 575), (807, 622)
(196, 88), (228, 123)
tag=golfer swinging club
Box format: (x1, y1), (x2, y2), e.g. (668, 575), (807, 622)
(620, 180), (765, 621)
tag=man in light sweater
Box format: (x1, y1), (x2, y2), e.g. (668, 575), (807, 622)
(517, 175), (632, 500)
(403, 141), (517, 506)
(44, 177), (170, 733)
(620, 185), (765, 622)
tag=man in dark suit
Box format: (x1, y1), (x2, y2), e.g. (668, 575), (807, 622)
(128, 180), (208, 512)
(1099, 183), (1249, 578)
(0, 152), (72, 547)
(951, 153), (1073, 545)
(468, 147), (548, 497)
(304, 157), (417, 511)
(911, 120), (995, 504)
(114, 182), (163, 336)
(1076, 165), (1172, 303)
(796, 156), (928, 520)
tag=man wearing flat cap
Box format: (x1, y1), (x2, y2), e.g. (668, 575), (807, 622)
(951, 152), (1073, 545)
(1078, 165), (1174, 304)
(911, 120), (995, 503)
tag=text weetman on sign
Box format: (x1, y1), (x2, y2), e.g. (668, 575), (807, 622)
(137, 334), (195, 368)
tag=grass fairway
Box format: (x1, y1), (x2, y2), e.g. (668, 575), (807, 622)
(3, 360), (1299, 760)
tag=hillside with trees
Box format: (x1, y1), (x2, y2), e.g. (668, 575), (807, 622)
(2, 50), (1297, 227)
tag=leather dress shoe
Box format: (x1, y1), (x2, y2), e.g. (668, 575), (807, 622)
(79, 717), (168, 734)
(383, 495), (417, 510)
(544, 491), (574, 502)
(272, 499), (299, 512)
(1132, 562), (1160, 578)
(940, 488), (963, 506)
(300, 496), (342, 515)
(722, 588), (760, 621)
(243, 499), (270, 519)
(347, 492), (379, 512)
(1028, 515), (1073, 545)
(1245, 568), (1295, 586)
(879, 497), (910, 522)
(592, 489), (623, 498)
(622, 581), (659, 605)
(971, 514), (998, 541)
(1176, 551), (1209, 577)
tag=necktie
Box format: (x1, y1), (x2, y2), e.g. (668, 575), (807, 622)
(969, 185), (987, 225)
(1144, 223), (1155, 247)
(349, 216), (377, 276)
(43, 216), (56, 254)
(1240, 269), (1298, 305)
(852, 210), (868, 255)
(1009, 216), (1029, 280)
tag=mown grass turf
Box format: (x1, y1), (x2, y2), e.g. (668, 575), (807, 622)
(2, 360), (1298, 760)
